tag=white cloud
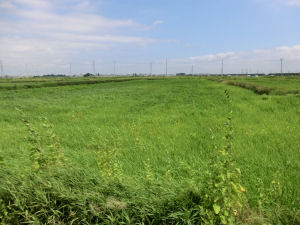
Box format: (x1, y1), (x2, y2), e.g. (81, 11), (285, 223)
(258, 0), (300, 7)
(170, 45), (300, 74)
(143, 20), (164, 31)
(12, 0), (51, 8)
(0, 1), (174, 75)
(285, 0), (300, 6)
(153, 20), (163, 26)
(76, 1), (90, 8)
(189, 46), (300, 62)
(268, 0), (300, 6)
(190, 52), (235, 61)
(0, 1), (16, 9)
(14, 9), (140, 32)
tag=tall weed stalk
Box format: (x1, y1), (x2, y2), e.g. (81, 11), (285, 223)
(200, 90), (247, 224)
(16, 107), (65, 172)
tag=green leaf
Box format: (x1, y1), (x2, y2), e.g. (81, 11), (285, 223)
(220, 215), (227, 224)
(213, 204), (221, 214)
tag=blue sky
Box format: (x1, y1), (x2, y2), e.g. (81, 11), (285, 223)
(0, 0), (300, 75)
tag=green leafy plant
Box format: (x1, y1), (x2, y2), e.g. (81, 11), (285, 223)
(97, 146), (122, 181)
(200, 90), (247, 224)
(41, 117), (66, 169)
(16, 107), (65, 172)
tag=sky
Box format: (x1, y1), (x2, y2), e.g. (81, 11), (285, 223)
(0, 0), (300, 76)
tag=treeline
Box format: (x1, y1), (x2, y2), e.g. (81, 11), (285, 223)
(33, 74), (67, 78)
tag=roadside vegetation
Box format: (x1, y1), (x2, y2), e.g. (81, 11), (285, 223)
(0, 77), (299, 224)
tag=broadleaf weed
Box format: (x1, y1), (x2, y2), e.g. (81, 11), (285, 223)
(16, 107), (66, 172)
(97, 146), (122, 181)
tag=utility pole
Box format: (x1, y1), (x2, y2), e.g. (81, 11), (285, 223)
(0, 60), (3, 77)
(113, 61), (116, 75)
(69, 63), (72, 75)
(280, 58), (283, 75)
(191, 64), (194, 75)
(150, 62), (152, 76)
(165, 58), (168, 76)
(93, 60), (95, 74)
(221, 59), (224, 75)
(25, 64), (28, 77)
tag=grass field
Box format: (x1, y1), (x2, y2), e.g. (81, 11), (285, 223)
(0, 76), (299, 224)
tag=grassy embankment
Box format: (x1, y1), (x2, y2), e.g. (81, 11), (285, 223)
(0, 77), (299, 224)
(0, 76), (160, 90)
(207, 76), (300, 95)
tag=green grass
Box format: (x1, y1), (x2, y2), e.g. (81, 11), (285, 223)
(0, 77), (299, 224)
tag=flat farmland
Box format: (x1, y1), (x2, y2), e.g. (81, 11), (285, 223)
(0, 77), (299, 224)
